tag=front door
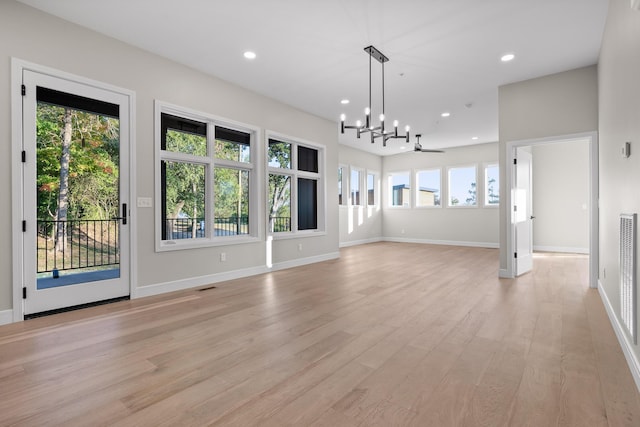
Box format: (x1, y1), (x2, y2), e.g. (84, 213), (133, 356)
(514, 147), (533, 276)
(22, 70), (130, 315)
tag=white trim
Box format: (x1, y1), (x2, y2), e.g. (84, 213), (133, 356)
(387, 171), (412, 208)
(11, 58), (137, 321)
(135, 251), (340, 298)
(135, 266), (270, 298)
(383, 237), (499, 249)
(266, 130), (327, 236)
(598, 281), (640, 393)
(271, 252), (340, 271)
(154, 100), (263, 252)
(447, 164), (479, 208)
(533, 245), (589, 254)
(0, 310), (13, 326)
(499, 269), (511, 278)
(503, 131), (599, 288)
(339, 237), (383, 248)
(415, 168), (443, 209)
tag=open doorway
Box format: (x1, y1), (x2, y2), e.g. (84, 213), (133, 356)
(505, 132), (598, 288)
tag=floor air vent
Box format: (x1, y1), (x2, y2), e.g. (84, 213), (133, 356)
(620, 213), (637, 344)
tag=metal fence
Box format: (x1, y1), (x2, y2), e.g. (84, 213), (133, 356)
(166, 216), (249, 239)
(37, 219), (120, 273)
(270, 216), (291, 232)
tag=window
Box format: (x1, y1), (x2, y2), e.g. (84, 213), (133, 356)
(448, 165), (477, 207)
(389, 172), (411, 207)
(268, 136), (324, 234)
(485, 164), (499, 206)
(338, 166), (345, 205)
(351, 168), (361, 206)
(416, 169), (441, 207)
(156, 105), (256, 250)
(367, 172), (376, 206)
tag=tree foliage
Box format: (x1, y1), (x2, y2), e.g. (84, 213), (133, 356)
(36, 103), (120, 222)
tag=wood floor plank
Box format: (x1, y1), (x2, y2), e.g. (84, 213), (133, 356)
(0, 245), (638, 426)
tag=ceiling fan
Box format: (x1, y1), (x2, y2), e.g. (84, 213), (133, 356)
(414, 134), (444, 153)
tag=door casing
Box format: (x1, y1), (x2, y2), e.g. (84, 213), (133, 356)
(503, 132), (599, 288)
(11, 58), (137, 322)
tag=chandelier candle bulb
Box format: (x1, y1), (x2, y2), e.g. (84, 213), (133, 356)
(405, 125), (410, 142)
(393, 120), (399, 136)
(340, 114), (346, 133)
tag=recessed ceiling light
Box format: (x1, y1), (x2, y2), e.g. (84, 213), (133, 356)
(501, 53), (515, 62)
(471, 136), (479, 140)
(243, 51), (257, 60)
(341, 99), (350, 105)
(441, 112), (451, 118)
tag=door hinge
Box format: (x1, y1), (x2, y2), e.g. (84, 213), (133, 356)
(22, 220), (26, 232)
(513, 158), (517, 165)
(514, 252), (518, 259)
(23, 287), (27, 299)
(21, 150), (26, 163)
(21, 84), (26, 96)
(514, 205), (517, 212)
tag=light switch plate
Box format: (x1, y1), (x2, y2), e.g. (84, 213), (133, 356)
(137, 197), (153, 208)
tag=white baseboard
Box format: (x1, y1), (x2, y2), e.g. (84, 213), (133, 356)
(383, 237), (499, 249)
(134, 265), (270, 298)
(135, 252), (341, 298)
(598, 280), (640, 393)
(271, 252), (340, 271)
(339, 237), (383, 248)
(499, 269), (512, 278)
(533, 245), (589, 254)
(0, 309), (14, 326)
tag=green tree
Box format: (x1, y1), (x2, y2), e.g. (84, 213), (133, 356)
(268, 141), (292, 232)
(465, 182), (477, 205)
(36, 103), (120, 251)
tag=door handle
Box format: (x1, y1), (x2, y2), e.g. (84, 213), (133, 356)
(530, 215), (536, 220)
(112, 203), (127, 225)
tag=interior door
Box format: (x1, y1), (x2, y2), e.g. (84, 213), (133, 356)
(514, 147), (533, 276)
(22, 70), (130, 315)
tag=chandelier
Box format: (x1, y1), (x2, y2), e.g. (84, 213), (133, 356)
(340, 45), (410, 147)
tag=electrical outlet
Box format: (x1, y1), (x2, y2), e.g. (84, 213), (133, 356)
(220, 252), (226, 262)
(401, 228), (405, 234)
(298, 243), (303, 252)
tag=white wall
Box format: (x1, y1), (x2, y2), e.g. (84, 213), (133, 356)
(498, 65), (598, 271)
(532, 140), (590, 253)
(0, 1), (338, 313)
(598, 0), (640, 380)
(382, 142), (499, 247)
(338, 145), (383, 246)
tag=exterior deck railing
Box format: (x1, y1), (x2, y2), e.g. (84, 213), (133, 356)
(37, 219), (120, 274)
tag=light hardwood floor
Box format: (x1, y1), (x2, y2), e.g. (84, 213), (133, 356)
(1, 242), (640, 426)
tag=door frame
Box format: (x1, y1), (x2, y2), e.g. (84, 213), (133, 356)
(11, 58), (137, 322)
(503, 131), (599, 288)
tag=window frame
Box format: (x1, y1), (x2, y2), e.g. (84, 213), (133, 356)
(350, 166), (363, 207)
(447, 164), (478, 208)
(155, 101), (261, 252)
(366, 170), (378, 207)
(266, 131), (326, 239)
(415, 168), (442, 208)
(387, 171), (412, 208)
(338, 164), (347, 206)
(484, 163), (500, 207)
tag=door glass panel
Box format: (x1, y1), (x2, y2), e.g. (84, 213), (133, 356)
(36, 89), (121, 289)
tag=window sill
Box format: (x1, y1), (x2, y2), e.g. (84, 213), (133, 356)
(156, 235), (261, 252)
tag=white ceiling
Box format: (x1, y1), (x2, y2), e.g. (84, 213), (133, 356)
(17, 0), (609, 156)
